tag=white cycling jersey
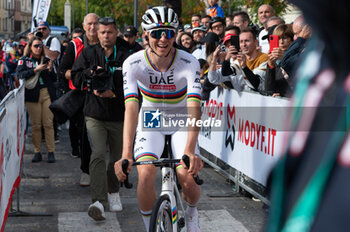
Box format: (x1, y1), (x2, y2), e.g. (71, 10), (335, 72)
(122, 48), (202, 162)
(123, 48), (202, 107)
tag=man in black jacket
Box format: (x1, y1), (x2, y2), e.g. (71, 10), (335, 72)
(71, 17), (131, 221)
(58, 13), (99, 187)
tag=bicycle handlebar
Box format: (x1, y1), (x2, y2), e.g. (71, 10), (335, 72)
(121, 159), (133, 189)
(182, 155), (204, 186)
(121, 155), (203, 189)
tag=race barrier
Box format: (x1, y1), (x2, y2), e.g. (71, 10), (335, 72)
(0, 84), (26, 232)
(198, 87), (289, 201)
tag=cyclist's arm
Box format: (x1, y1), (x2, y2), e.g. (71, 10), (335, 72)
(122, 101), (139, 159)
(115, 57), (140, 181)
(183, 58), (203, 176)
(185, 100), (201, 154)
(184, 100), (203, 177)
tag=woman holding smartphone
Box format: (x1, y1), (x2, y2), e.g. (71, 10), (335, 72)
(265, 24), (294, 97)
(16, 36), (56, 163)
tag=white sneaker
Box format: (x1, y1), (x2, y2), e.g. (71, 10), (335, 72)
(185, 208), (200, 232)
(80, 173), (90, 186)
(108, 192), (123, 212)
(88, 201), (106, 221)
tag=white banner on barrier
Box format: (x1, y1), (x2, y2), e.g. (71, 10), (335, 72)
(0, 86), (26, 232)
(199, 87), (289, 186)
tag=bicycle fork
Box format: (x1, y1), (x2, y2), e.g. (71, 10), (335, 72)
(160, 167), (186, 231)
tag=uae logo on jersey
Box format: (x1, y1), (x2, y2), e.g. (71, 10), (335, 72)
(143, 109), (162, 128)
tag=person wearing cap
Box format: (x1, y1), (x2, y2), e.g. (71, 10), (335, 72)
(184, 24), (192, 33)
(207, 32), (246, 92)
(34, 21), (61, 61)
(191, 23), (206, 45)
(209, 17), (226, 39)
(210, 28), (269, 93)
(122, 25), (143, 53)
(71, 16), (132, 221)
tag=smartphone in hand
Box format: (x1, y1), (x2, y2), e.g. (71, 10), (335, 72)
(230, 35), (240, 54)
(269, 35), (279, 53)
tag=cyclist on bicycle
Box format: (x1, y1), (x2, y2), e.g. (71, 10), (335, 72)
(114, 6), (203, 232)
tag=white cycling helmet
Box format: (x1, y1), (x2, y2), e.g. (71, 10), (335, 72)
(141, 6), (179, 31)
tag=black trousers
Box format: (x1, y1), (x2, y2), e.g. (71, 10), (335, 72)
(69, 109), (91, 174)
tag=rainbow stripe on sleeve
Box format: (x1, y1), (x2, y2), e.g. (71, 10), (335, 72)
(124, 93), (139, 104)
(187, 93), (201, 103)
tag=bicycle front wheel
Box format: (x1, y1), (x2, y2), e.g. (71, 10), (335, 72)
(149, 194), (174, 232)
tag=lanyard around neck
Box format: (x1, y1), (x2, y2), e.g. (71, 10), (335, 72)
(104, 45), (117, 76)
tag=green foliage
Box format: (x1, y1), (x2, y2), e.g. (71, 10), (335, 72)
(47, 0), (292, 31)
(221, 0), (290, 25)
(180, 0), (206, 24)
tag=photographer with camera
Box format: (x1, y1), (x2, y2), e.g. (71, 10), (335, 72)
(71, 17), (131, 221)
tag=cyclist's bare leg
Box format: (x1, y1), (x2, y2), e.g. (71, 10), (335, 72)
(137, 164), (158, 211)
(176, 167), (201, 205)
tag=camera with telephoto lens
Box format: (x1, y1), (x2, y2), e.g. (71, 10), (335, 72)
(86, 60), (121, 93)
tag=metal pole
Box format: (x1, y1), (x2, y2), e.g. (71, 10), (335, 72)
(228, 0), (231, 15)
(133, 0), (138, 27)
(72, 0), (75, 29)
(86, 0), (88, 14)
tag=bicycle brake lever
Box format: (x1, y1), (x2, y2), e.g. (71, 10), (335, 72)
(182, 155), (204, 186)
(121, 159), (133, 189)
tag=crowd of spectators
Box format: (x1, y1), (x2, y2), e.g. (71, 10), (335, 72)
(183, 4), (312, 99)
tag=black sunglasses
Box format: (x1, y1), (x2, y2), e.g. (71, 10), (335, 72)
(98, 17), (116, 25)
(149, 29), (176, 40)
(33, 44), (43, 48)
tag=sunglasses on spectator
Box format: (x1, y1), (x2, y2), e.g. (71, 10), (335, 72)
(98, 17), (116, 25)
(37, 27), (48, 31)
(33, 44), (43, 48)
(149, 29), (176, 39)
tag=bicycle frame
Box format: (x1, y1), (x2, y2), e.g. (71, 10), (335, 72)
(121, 155), (202, 231)
(159, 165), (186, 231)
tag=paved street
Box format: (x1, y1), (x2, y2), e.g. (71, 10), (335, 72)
(5, 125), (267, 232)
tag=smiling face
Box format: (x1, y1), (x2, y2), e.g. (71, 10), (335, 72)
(193, 30), (205, 43)
(180, 34), (193, 49)
(147, 28), (176, 56)
(83, 13), (99, 40)
(258, 5), (274, 25)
